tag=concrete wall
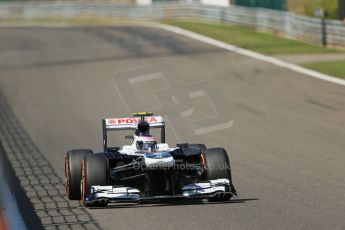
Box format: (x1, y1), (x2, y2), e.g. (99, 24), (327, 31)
(136, 0), (152, 5)
(200, 0), (230, 7)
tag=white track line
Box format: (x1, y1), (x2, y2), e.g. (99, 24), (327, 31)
(152, 23), (345, 87)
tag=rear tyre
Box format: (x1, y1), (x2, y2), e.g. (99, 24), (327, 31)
(201, 148), (234, 201)
(81, 155), (109, 207)
(65, 149), (93, 200)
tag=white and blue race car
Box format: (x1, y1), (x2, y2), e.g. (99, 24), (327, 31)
(65, 112), (237, 207)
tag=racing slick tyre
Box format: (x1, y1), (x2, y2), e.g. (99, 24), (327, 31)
(201, 148), (234, 202)
(188, 144), (206, 152)
(81, 155), (109, 207)
(65, 149), (93, 200)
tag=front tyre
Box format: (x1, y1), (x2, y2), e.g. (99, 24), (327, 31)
(201, 148), (235, 201)
(81, 155), (109, 207)
(65, 149), (93, 200)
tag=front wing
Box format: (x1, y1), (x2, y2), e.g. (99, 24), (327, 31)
(84, 179), (233, 206)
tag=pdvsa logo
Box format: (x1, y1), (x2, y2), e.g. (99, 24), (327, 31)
(107, 117), (158, 125)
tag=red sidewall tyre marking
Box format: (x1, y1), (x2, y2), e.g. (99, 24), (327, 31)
(65, 157), (70, 197)
(81, 158), (86, 206)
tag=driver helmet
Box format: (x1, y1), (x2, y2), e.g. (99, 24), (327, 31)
(135, 120), (150, 136)
(136, 136), (157, 152)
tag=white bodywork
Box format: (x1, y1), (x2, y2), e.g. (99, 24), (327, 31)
(182, 179), (230, 196)
(105, 116), (165, 130)
(105, 115), (173, 156)
(90, 186), (140, 201)
(90, 179), (230, 201)
(144, 152), (175, 168)
(119, 134), (175, 156)
(120, 137), (176, 168)
(86, 115), (232, 203)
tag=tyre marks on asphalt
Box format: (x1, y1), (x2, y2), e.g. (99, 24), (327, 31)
(0, 90), (100, 229)
(0, 26), (225, 70)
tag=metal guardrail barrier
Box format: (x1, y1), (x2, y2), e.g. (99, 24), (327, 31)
(0, 2), (344, 47)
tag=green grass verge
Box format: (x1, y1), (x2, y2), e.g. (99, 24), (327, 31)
(163, 20), (341, 55)
(288, 0), (338, 19)
(303, 60), (345, 79)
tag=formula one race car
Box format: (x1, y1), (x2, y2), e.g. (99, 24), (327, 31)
(65, 112), (236, 207)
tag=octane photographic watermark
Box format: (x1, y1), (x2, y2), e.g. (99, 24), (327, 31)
(127, 161), (230, 171)
(113, 63), (234, 141)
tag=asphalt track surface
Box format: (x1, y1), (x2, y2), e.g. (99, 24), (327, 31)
(0, 25), (344, 230)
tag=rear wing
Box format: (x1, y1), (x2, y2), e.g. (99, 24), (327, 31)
(102, 116), (165, 151)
